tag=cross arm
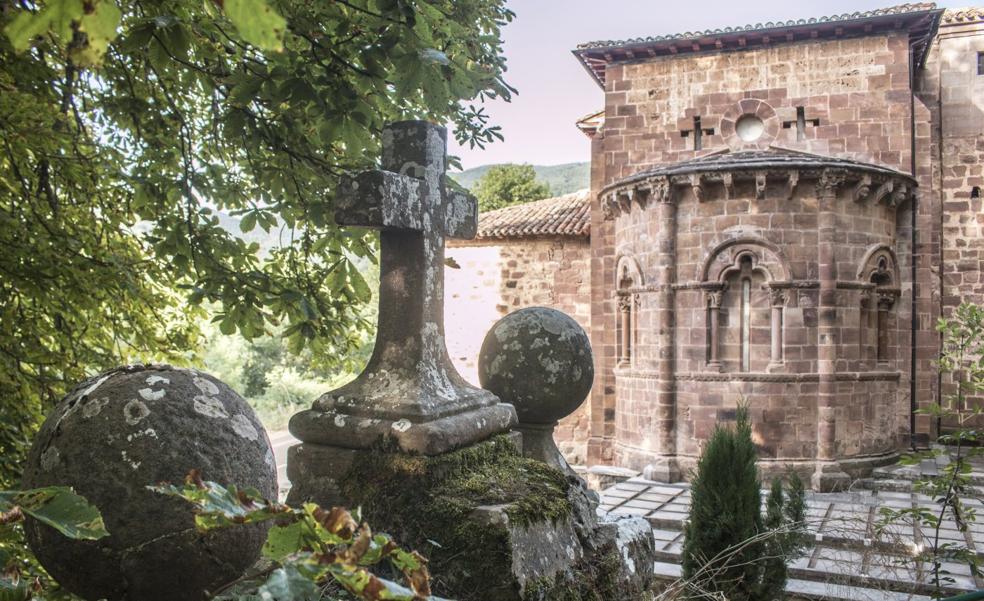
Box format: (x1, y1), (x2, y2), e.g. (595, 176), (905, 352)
(336, 170), (424, 230)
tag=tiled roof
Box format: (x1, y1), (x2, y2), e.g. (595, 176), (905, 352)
(476, 189), (591, 239)
(573, 4), (943, 88)
(942, 7), (984, 23)
(601, 148), (915, 194)
(576, 4), (937, 50)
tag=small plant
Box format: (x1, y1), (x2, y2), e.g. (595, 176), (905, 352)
(681, 404), (807, 601)
(0, 486), (108, 600)
(153, 471), (448, 601)
(877, 302), (984, 598)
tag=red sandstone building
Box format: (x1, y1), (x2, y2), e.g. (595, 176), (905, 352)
(446, 4), (984, 489)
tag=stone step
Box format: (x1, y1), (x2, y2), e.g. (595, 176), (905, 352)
(652, 560), (935, 601)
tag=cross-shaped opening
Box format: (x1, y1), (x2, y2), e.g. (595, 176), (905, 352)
(978, 52), (984, 75)
(680, 116), (715, 150)
(782, 107), (820, 141)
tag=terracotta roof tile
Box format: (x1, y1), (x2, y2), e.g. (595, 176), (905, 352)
(576, 3), (938, 50)
(942, 7), (984, 23)
(476, 189), (591, 240)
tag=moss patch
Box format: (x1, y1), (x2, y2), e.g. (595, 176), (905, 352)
(337, 435), (572, 600)
(522, 547), (626, 601)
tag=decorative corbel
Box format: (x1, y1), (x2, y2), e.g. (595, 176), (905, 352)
(889, 183), (910, 208)
(631, 186), (650, 210)
(722, 173), (734, 200)
(853, 174), (872, 203)
(616, 190), (631, 213)
(690, 173), (706, 202)
(816, 168), (849, 198)
(755, 172), (767, 200)
(871, 179), (894, 205)
(784, 171), (799, 201)
(601, 194), (618, 220)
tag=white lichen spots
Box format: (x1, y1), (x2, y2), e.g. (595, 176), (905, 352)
(333, 414), (346, 428)
(123, 399), (151, 426)
(138, 387), (165, 401)
(40, 447), (60, 471)
(193, 395), (229, 419)
(231, 414), (258, 441)
(566, 545), (576, 561)
(80, 373), (113, 399)
(82, 397), (109, 418)
(392, 419), (412, 432)
(145, 375), (170, 386)
(264, 447), (275, 469)
(192, 376), (220, 397)
(121, 450), (141, 471)
(614, 517), (650, 576)
(126, 428), (158, 442)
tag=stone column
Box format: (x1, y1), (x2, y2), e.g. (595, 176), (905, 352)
(643, 177), (679, 482)
(705, 289), (723, 372)
(877, 291), (895, 364)
(768, 288), (786, 371)
(813, 170), (850, 491)
(617, 294), (632, 366)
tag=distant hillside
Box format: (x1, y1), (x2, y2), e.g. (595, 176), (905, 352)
(450, 162), (589, 196)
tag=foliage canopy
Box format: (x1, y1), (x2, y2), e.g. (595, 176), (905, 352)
(472, 163), (550, 211)
(0, 0), (514, 486)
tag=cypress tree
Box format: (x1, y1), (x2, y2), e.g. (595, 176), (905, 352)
(682, 406), (808, 601)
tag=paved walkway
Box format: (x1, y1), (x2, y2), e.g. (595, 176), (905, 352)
(599, 455), (984, 599)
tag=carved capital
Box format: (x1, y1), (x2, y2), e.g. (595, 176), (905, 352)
(768, 288), (788, 307)
(617, 294), (634, 313)
(877, 291), (896, 311)
(648, 176), (672, 204)
(706, 290), (724, 309)
(860, 288), (873, 308)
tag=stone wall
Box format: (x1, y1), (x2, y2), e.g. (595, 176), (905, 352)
(920, 13), (984, 429)
(445, 237), (592, 464)
(601, 34), (914, 177)
(591, 32), (924, 468)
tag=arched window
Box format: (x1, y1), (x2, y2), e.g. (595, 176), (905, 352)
(615, 256), (643, 367)
(857, 246), (899, 367)
(700, 238), (790, 373)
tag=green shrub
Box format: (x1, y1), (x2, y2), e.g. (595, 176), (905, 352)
(681, 405), (806, 601)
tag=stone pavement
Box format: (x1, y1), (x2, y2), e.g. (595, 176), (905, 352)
(598, 456), (984, 600)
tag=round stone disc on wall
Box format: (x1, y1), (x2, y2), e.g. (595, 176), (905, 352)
(21, 364), (277, 601)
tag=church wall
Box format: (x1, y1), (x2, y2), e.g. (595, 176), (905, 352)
(607, 173), (907, 475)
(923, 15), (984, 430)
(600, 32), (914, 183)
(444, 236), (593, 464)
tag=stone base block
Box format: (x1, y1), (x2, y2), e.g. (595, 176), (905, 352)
(288, 434), (654, 600)
(812, 461), (852, 492)
(643, 456), (682, 483)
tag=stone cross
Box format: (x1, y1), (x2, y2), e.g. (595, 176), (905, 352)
(288, 121), (517, 455)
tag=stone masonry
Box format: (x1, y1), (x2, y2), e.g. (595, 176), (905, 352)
(567, 4), (982, 486)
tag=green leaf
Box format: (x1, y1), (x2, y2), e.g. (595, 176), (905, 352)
(263, 520), (309, 561)
(223, 0), (287, 51)
(0, 578), (32, 601)
(0, 487), (108, 540)
(240, 212), (257, 233)
(257, 565), (321, 601)
(3, 0), (83, 52)
(73, 0), (122, 65)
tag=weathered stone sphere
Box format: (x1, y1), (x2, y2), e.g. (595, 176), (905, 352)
(21, 365), (277, 601)
(478, 307), (594, 425)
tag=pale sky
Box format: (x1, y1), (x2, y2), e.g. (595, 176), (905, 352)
(448, 0), (965, 171)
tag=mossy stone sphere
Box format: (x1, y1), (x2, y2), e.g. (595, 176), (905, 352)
(21, 365), (277, 601)
(478, 307), (594, 425)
